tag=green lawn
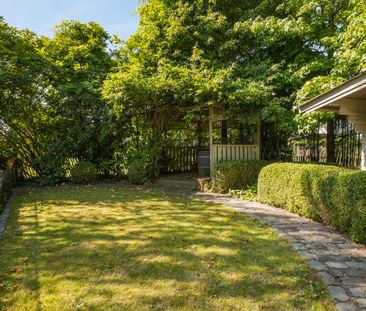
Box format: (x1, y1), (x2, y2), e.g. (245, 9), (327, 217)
(0, 186), (335, 311)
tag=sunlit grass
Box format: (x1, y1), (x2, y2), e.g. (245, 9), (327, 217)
(0, 185), (335, 310)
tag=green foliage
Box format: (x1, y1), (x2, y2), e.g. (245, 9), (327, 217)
(128, 158), (148, 185)
(258, 163), (366, 243)
(335, 0), (366, 76)
(0, 18), (54, 175)
(0, 18), (117, 182)
(229, 185), (257, 201)
(129, 145), (162, 178)
(211, 160), (272, 193)
(294, 0), (365, 127)
(42, 21), (116, 163)
(2, 0), (366, 181)
(32, 156), (67, 185)
(70, 161), (97, 184)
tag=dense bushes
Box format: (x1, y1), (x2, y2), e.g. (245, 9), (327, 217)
(70, 162), (97, 184)
(258, 163), (366, 243)
(211, 160), (273, 193)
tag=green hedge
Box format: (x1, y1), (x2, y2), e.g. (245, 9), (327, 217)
(211, 160), (272, 193)
(258, 163), (366, 243)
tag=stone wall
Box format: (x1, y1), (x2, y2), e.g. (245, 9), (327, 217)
(0, 170), (15, 214)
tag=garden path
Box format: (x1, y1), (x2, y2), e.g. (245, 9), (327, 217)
(194, 192), (366, 311)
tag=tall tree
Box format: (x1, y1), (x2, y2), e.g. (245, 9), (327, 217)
(0, 17), (54, 172)
(42, 21), (114, 163)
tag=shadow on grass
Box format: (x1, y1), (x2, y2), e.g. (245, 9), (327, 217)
(0, 185), (334, 311)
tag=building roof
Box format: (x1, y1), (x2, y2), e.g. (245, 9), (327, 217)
(298, 72), (366, 114)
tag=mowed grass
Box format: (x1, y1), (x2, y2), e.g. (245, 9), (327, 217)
(0, 186), (335, 311)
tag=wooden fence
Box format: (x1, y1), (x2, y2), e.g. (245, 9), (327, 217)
(211, 144), (259, 167)
(161, 146), (198, 173)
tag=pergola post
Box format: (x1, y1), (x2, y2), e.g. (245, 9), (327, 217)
(209, 106), (214, 176)
(361, 134), (366, 171)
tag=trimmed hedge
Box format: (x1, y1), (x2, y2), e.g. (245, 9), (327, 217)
(258, 163), (366, 243)
(70, 162), (97, 184)
(211, 160), (273, 193)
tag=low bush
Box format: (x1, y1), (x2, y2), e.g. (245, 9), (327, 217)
(229, 185), (257, 201)
(33, 156), (67, 185)
(258, 163), (366, 243)
(128, 158), (148, 185)
(70, 161), (97, 184)
(211, 160), (273, 193)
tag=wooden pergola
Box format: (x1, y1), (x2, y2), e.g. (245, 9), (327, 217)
(208, 105), (260, 174)
(160, 105), (261, 176)
(299, 72), (366, 170)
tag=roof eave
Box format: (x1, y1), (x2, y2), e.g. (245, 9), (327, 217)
(298, 72), (366, 114)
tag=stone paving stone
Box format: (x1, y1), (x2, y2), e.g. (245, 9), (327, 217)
(350, 287), (366, 298)
(291, 242), (307, 250)
(328, 268), (347, 278)
(341, 277), (366, 287)
(345, 269), (366, 278)
(326, 262), (349, 269)
(357, 298), (366, 308)
(346, 262), (366, 269)
(328, 286), (349, 302)
(312, 249), (331, 257)
(309, 259), (327, 271)
(321, 256), (351, 262)
(298, 250), (316, 259)
(336, 302), (357, 311)
(318, 271), (338, 285)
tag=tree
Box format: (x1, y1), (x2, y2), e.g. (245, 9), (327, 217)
(41, 21), (115, 164)
(0, 17), (54, 173)
(293, 0), (362, 163)
(0, 19), (118, 181)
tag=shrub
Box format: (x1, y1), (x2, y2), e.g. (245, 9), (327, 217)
(33, 156), (67, 185)
(258, 163), (366, 243)
(128, 158), (148, 185)
(70, 161), (97, 184)
(128, 146), (161, 182)
(229, 185), (257, 201)
(211, 160), (273, 193)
